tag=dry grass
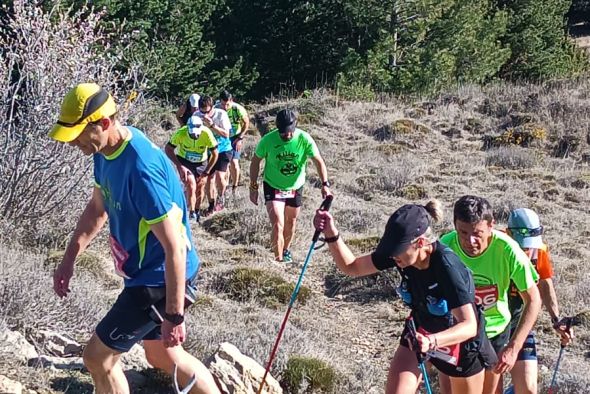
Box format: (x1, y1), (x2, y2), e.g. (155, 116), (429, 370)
(2, 80), (590, 393)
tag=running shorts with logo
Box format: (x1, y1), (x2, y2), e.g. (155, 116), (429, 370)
(489, 325), (511, 355)
(254, 128), (320, 191)
(372, 241), (497, 377)
(507, 245), (553, 361)
(440, 230), (539, 342)
(263, 181), (303, 208)
(93, 126), (199, 351)
(96, 274), (198, 352)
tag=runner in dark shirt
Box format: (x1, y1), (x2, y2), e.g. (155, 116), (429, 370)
(313, 200), (497, 394)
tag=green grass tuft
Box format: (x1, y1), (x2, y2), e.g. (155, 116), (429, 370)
(282, 355), (338, 393)
(222, 268), (312, 308)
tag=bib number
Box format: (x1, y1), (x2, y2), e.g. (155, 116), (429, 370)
(275, 189), (295, 199)
(475, 284), (499, 310)
(418, 327), (461, 366)
(109, 235), (131, 279)
(185, 151), (203, 163)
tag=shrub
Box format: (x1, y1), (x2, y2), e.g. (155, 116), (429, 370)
(282, 356), (338, 393)
(482, 124), (547, 150)
(346, 236), (381, 253)
(219, 268), (312, 308)
(201, 209), (271, 246)
(395, 184), (428, 200)
(485, 147), (539, 170)
(0, 1), (144, 243)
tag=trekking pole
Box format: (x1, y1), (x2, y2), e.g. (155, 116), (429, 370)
(548, 317), (575, 394)
(257, 195), (334, 394)
(547, 345), (565, 394)
(406, 317), (433, 394)
(546, 311), (589, 394)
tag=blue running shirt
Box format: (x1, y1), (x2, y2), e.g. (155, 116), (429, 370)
(93, 127), (199, 287)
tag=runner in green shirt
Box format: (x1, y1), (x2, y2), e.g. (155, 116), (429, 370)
(439, 195), (541, 394)
(218, 90), (249, 194)
(249, 109), (331, 263)
(165, 115), (218, 222)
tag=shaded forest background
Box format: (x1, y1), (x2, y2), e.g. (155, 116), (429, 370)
(2, 0), (590, 102)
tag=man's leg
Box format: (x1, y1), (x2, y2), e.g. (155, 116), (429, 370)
(509, 360), (537, 394)
(144, 340), (220, 394)
(195, 177), (207, 212)
(229, 159), (240, 190)
(508, 332), (538, 394)
(215, 170), (228, 207)
(483, 369), (502, 394)
(486, 326), (511, 394)
(283, 205), (301, 252)
(185, 174), (197, 213)
(205, 173), (217, 213)
(266, 200), (286, 261)
(83, 333), (129, 394)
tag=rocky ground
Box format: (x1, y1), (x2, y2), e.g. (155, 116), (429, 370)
(1, 81), (590, 393)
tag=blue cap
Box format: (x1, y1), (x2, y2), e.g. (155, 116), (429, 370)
(507, 208), (544, 249)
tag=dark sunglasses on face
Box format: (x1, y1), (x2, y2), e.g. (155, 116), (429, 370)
(509, 226), (544, 237)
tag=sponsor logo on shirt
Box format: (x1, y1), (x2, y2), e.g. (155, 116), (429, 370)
(101, 183), (122, 211)
(474, 284), (499, 310)
(276, 151), (298, 161)
(280, 162), (298, 176)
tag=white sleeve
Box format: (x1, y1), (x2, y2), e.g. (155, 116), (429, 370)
(220, 111), (232, 133)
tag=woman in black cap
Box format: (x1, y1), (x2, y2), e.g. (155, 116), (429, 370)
(313, 200), (496, 394)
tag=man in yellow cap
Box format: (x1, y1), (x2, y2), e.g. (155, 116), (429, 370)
(49, 83), (220, 394)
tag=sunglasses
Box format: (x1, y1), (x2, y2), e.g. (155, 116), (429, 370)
(509, 226), (544, 237)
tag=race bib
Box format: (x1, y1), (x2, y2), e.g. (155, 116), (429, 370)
(275, 189), (295, 199)
(418, 327), (461, 366)
(109, 235), (131, 279)
(185, 151), (203, 163)
(475, 284), (499, 310)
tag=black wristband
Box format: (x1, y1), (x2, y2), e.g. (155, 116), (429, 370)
(164, 312), (184, 325)
(324, 233), (340, 243)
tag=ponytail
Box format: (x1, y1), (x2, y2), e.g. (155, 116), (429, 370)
(424, 199), (443, 223)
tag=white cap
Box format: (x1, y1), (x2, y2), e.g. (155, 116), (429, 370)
(187, 115), (205, 138)
(189, 93), (200, 108)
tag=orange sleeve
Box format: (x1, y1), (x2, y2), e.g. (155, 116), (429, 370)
(536, 246), (554, 280)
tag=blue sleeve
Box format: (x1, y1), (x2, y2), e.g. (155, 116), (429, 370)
(131, 161), (174, 223)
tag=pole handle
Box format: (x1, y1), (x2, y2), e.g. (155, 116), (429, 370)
(312, 195), (334, 242)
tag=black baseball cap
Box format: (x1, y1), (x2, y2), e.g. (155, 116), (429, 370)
(276, 109), (297, 134)
(374, 204), (431, 257)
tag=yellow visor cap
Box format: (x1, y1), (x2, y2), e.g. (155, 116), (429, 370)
(49, 83), (117, 142)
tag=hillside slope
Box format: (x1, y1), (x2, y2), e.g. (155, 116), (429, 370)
(1, 81), (589, 393)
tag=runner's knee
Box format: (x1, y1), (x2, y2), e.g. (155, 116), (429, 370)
(82, 336), (118, 373)
(145, 346), (174, 372)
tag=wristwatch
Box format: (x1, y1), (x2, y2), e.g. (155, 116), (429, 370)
(164, 312), (184, 325)
(321, 180), (331, 187)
